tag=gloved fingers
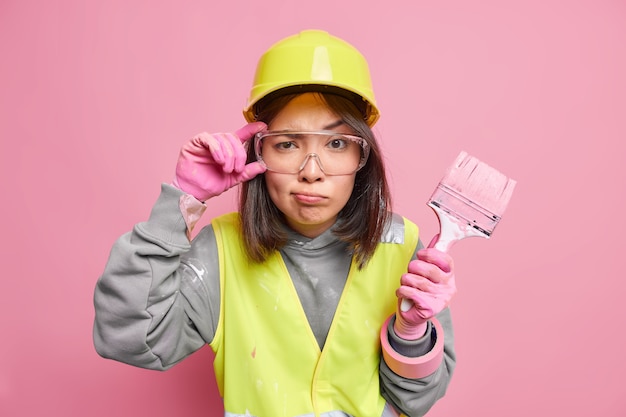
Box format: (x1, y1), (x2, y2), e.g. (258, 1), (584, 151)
(234, 121), (267, 143)
(184, 132), (217, 156)
(415, 248), (453, 274)
(395, 286), (435, 318)
(182, 133), (234, 174)
(407, 259), (442, 283)
(221, 132), (249, 174)
(221, 123), (267, 173)
(400, 272), (438, 293)
(184, 132), (227, 169)
(397, 279), (455, 316)
(396, 282), (424, 301)
(401, 270), (456, 298)
(231, 161), (267, 183)
(407, 258), (452, 286)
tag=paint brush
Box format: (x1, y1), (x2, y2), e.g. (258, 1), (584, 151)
(427, 150), (517, 252)
(401, 151), (516, 311)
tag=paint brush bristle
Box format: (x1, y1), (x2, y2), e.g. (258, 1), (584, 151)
(428, 151), (516, 237)
(441, 151), (516, 215)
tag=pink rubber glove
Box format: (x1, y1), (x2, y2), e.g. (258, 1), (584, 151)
(394, 235), (457, 339)
(173, 122), (267, 201)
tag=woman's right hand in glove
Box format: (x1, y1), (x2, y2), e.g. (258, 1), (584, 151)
(172, 122), (267, 201)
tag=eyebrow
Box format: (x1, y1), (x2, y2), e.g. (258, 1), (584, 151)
(277, 120), (346, 132)
(323, 120), (345, 130)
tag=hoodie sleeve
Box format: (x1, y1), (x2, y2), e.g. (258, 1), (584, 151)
(379, 307), (456, 417)
(93, 184), (221, 370)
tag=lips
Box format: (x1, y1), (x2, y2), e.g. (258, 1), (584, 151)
(292, 192), (325, 204)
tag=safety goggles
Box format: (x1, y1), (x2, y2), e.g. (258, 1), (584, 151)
(254, 130), (370, 175)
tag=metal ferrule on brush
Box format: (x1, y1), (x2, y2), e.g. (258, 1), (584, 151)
(428, 182), (501, 237)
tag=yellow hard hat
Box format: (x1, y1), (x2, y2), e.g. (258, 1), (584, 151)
(243, 30), (380, 126)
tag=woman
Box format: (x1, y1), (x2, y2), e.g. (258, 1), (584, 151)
(94, 30), (457, 417)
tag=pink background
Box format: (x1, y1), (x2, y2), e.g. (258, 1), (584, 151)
(1, 0), (625, 416)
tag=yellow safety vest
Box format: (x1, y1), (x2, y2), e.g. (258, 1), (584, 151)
(210, 212), (419, 417)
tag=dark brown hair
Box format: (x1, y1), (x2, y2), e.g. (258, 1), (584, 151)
(239, 91), (392, 269)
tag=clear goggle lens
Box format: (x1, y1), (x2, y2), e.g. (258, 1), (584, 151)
(254, 131), (370, 175)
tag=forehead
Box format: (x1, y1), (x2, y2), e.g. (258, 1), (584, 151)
(268, 93), (343, 131)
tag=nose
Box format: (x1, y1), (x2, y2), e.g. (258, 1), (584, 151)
(298, 153), (325, 182)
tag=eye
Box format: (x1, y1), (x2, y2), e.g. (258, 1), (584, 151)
(275, 141), (297, 150)
(262, 133), (303, 151)
(327, 136), (349, 150)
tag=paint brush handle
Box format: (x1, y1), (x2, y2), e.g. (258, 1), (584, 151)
(400, 204), (487, 312)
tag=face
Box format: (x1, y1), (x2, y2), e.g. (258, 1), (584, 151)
(264, 93), (357, 238)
